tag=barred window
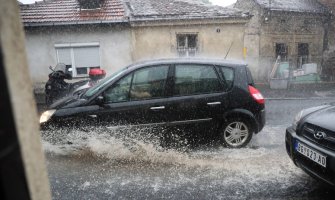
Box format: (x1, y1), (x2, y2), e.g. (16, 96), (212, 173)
(176, 34), (198, 57)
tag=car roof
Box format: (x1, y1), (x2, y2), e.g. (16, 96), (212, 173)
(126, 58), (248, 70)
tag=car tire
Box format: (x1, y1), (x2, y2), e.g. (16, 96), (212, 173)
(220, 118), (253, 148)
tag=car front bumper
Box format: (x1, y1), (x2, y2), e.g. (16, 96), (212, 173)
(286, 126), (335, 188)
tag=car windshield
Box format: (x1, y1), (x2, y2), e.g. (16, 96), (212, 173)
(83, 67), (128, 98)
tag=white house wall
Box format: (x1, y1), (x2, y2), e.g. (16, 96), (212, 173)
(24, 24), (133, 90)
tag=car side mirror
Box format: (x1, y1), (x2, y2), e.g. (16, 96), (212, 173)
(95, 95), (104, 105)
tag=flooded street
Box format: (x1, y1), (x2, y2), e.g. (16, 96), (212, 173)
(43, 99), (335, 199)
(11, 0), (335, 199)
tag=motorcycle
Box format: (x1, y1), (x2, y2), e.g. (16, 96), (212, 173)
(45, 63), (106, 106)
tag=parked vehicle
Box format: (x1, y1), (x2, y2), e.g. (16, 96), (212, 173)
(45, 63), (106, 106)
(40, 58), (265, 148)
(286, 104), (335, 188)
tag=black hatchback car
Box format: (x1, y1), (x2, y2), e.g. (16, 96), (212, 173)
(286, 103), (335, 187)
(40, 58), (265, 148)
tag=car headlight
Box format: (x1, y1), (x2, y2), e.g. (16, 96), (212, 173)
(292, 110), (304, 131)
(40, 109), (56, 123)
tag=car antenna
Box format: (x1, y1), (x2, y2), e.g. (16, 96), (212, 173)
(224, 41), (234, 59)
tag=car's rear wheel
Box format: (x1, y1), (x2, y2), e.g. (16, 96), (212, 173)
(220, 118), (253, 148)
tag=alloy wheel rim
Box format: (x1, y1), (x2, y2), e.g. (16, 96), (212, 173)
(223, 121), (249, 147)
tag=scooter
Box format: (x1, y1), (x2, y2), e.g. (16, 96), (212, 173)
(45, 63), (106, 106)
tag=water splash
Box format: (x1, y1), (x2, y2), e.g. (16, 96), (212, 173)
(41, 125), (298, 178)
(44, 124), (323, 199)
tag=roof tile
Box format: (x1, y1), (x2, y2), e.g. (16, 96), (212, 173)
(20, 0), (249, 26)
(255, 0), (329, 13)
(20, 0), (127, 25)
(126, 0), (249, 21)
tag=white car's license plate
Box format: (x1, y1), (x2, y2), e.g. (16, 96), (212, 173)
(295, 141), (326, 168)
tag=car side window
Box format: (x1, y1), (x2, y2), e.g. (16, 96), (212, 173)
(217, 66), (234, 90)
(130, 65), (169, 100)
(174, 64), (221, 96)
(103, 73), (132, 103)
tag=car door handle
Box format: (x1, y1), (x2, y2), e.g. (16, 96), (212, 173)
(150, 106), (165, 110)
(207, 102), (221, 105)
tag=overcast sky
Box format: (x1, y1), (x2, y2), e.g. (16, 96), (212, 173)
(209, 0), (237, 7)
(19, 0), (238, 7)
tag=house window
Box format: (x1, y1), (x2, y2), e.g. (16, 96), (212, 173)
(275, 43), (288, 62)
(297, 43), (309, 68)
(55, 43), (100, 77)
(78, 0), (102, 10)
(176, 34), (198, 57)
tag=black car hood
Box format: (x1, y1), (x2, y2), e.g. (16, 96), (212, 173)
(305, 105), (335, 132)
(50, 95), (87, 109)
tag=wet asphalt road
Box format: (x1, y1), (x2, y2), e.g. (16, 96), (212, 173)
(43, 98), (335, 200)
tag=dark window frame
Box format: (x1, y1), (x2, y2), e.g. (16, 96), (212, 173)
(275, 43), (288, 62)
(297, 43), (309, 68)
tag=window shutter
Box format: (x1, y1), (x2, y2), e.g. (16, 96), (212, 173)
(56, 48), (71, 65)
(73, 46), (100, 68)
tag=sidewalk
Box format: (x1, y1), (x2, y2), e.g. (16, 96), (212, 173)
(256, 82), (335, 99)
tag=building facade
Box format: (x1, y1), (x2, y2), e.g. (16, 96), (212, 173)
(318, 0), (335, 47)
(316, 0), (335, 80)
(20, 0), (250, 91)
(127, 0), (249, 62)
(235, 0), (330, 81)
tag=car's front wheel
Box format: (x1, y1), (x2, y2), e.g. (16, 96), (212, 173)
(220, 118), (253, 148)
